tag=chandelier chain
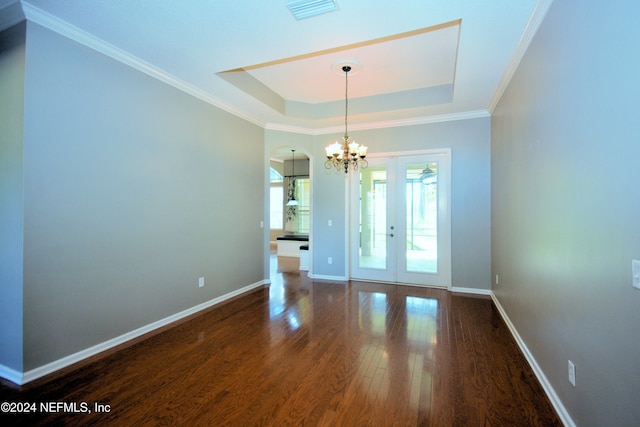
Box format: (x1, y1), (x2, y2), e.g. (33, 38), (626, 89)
(344, 68), (348, 137)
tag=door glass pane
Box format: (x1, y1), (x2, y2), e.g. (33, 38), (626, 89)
(359, 166), (387, 269)
(295, 178), (310, 233)
(405, 162), (438, 273)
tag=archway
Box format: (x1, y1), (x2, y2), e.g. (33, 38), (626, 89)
(267, 145), (313, 281)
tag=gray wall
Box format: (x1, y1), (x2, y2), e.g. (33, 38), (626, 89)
(0, 22), (26, 374)
(310, 138), (349, 278)
(491, 1), (640, 425)
(310, 118), (492, 289)
(20, 22), (264, 371)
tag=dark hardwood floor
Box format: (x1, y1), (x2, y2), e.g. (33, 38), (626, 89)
(0, 253), (560, 426)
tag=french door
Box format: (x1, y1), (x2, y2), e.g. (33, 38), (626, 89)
(350, 150), (451, 287)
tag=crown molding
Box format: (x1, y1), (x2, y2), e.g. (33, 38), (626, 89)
(20, 2), (266, 129)
(488, 0), (554, 113)
(266, 109), (490, 136)
(337, 109), (491, 134)
(20, 1), (496, 136)
(264, 123), (318, 135)
(0, 1), (25, 32)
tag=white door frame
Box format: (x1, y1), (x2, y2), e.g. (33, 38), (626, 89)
(347, 148), (451, 289)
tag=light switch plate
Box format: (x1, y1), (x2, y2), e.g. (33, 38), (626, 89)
(633, 260), (640, 290)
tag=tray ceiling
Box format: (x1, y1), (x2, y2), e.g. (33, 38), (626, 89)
(0, 0), (552, 133)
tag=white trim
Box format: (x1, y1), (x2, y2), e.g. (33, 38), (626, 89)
(265, 123), (318, 135)
(337, 110), (490, 133)
(2, 280), (267, 386)
(490, 292), (576, 427)
(365, 147), (452, 159)
(21, 3), (266, 129)
(488, 0), (554, 113)
(349, 149), (452, 288)
(451, 286), (491, 296)
(266, 110), (490, 136)
(0, 1), (25, 32)
(0, 364), (22, 385)
(21, 2), (491, 136)
(344, 172), (351, 281)
(307, 273), (348, 282)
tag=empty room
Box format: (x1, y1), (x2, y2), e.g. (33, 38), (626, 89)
(1, 1), (639, 426)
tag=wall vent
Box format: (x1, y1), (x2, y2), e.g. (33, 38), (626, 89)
(286, 0), (337, 20)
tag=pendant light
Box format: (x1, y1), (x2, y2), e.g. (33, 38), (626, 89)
(420, 165), (437, 185)
(324, 64), (368, 174)
(286, 149), (299, 206)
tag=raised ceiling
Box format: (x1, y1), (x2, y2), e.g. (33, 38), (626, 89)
(0, 0), (552, 134)
(219, 20), (460, 121)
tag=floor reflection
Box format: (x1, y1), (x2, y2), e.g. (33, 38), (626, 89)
(268, 250), (441, 410)
(268, 250), (313, 345)
(353, 286), (439, 405)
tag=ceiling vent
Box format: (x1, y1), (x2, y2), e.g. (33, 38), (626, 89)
(286, 0), (338, 20)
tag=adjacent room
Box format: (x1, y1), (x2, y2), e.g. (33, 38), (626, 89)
(1, 1), (639, 426)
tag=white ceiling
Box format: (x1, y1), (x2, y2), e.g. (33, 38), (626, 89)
(1, 0), (551, 136)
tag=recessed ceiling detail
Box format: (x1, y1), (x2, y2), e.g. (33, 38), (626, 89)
(217, 20), (461, 121)
(13, 0), (548, 132)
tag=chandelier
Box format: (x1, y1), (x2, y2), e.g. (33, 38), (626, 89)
(325, 65), (368, 174)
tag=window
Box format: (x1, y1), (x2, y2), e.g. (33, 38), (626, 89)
(270, 167), (283, 183)
(285, 176), (310, 234)
(270, 167), (283, 229)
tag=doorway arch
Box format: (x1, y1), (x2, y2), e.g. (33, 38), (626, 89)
(265, 144), (313, 282)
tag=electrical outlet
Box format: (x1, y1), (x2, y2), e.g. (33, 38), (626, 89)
(568, 360), (576, 387)
(198, 277), (205, 288)
(632, 259), (640, 289)
(495, 274), (499, 285)
(328, 257), (333, 264)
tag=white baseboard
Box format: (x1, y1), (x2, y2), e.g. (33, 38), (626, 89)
(490, 292), (575, 427)
(2, 280), (267, 386)
(451, 286), (491, 296)
(307, 273), (348, 282)
(0, 364), (22, 385)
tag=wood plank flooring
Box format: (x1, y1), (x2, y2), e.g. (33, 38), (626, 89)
(0, 255), (561, 426)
